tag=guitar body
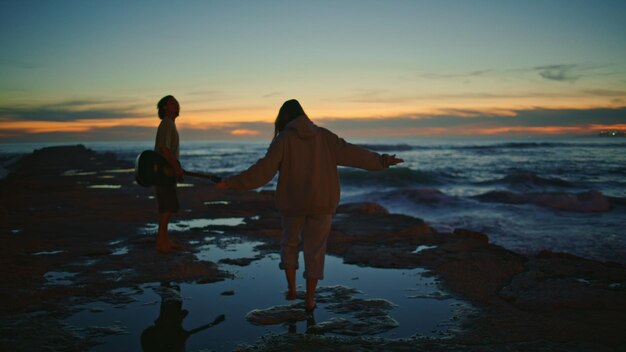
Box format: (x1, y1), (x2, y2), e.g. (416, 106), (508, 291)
(135, 150), (221, 187)
(135, 150), (174, 187)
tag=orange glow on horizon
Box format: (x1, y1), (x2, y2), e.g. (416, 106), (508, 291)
(470, 124), (626, 136)
(181, 98), (625, 125)
(1, 102), (624, 138)
(230, 129), (261, 136)
(471, 126), (588, 135)
(1, 117), (155, 134)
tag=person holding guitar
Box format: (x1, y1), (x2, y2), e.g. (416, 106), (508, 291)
(154, 95), (184, 253)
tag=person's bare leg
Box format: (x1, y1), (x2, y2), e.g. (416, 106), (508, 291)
(156, 211), (173, 252)
(301, 215), (331, 312)
(285, 268), (297, 300)
(306, 278), (318, 311)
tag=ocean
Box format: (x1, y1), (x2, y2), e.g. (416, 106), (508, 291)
(2, 137), (625, 264)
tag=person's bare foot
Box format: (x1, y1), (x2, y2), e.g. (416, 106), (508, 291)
(286, 290), (297, 300)
(305, 297), (316, 312)
(157, 240), (185, 253)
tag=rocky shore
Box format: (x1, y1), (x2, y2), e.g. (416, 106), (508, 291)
(1, 145), (624, 351)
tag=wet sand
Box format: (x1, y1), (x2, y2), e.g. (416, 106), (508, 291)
(0, 145), (625, 351)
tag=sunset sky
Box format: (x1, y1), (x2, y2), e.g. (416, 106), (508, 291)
(1, 0), (625, 142)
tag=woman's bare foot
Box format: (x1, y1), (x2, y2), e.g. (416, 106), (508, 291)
(286, 290), (297, 300)
(305, 298), (316, 313)
(305, 278), (318, 312)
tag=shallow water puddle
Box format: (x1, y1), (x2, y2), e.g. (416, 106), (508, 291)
(111, 246), (130, 256)
(413, 245), (438, 253)
(138, 218), (246, 235)
(204, 200), (230, 205)
(102, 168), (134, 174)
(195, 237), (264, 263)
(177, 218), (246, 228)
(62, 169), (98, 176)
(44, 271), (77, 286)
(33, 250), (65, 255)
(107, 239), (130, 255)
(87, 184), (122, 189)
(65, 239), (472, 351)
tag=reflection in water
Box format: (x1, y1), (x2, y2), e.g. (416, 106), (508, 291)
(66, 238), (472, 351)
(288, 315), (317, 335)
(141, 283), (225, 352)
(138, 218), (246, 235)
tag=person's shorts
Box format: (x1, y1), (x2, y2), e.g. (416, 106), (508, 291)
(156, 182), (179, 213)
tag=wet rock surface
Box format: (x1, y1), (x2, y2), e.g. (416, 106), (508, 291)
(1, 146), (625, 351)
(246, 304), (310, 325)
(245, 285), (399, 336)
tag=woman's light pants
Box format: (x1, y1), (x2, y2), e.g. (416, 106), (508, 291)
(279, 214), (332, 280)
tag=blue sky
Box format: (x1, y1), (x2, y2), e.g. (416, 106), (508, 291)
(1, 0), (625, 141)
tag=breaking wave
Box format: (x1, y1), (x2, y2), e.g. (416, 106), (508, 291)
(378, 188), (457, 205)
(339, 167), (446, 187)
(474, 190), (613, 212)
(482, 172), (572, 188)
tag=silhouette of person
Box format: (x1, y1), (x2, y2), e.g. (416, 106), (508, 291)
(141, 283), (225, 352)
(154, 95), (184, 253)
(216, 99), (403, 312)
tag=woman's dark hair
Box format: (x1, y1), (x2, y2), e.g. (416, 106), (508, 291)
(274, 99), (305, 139)
(157, 95), (175, 119)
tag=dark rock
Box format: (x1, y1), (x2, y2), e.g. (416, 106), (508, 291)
(218, 255), (263, 266)
(452, 229), (489, 243)
(336, 202), (389, 214)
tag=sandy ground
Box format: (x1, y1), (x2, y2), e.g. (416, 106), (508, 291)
(0, 145), (625, 351)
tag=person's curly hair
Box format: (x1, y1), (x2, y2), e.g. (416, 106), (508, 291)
(157, 95), (175, 119)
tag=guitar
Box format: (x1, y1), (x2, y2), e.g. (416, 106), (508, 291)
(134, 150), (222, 187)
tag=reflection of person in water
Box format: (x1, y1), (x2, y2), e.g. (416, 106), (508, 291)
(141, 283), (225, 352)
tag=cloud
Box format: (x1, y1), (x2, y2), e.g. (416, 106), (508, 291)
(333, 88), (626, 106)
(418, 63), (616, 84)
(2, 103), (625, 142)
(419, 70), (494, 80)
(315, 106), (626, 130)
(317, 106), (626, 137)
(534, 64), (581, 82)
(0, 99), (145, 122)
(262, 91), (283, 99)
(337, 89), (413, 104)
(526, 63), (620, 83)
(186, 90), (223, 97)
(581, 89), (626, 97)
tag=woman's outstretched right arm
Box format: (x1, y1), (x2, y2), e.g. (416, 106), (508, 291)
(220, 137), (285, 190)
(330, 131), (403, 170)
